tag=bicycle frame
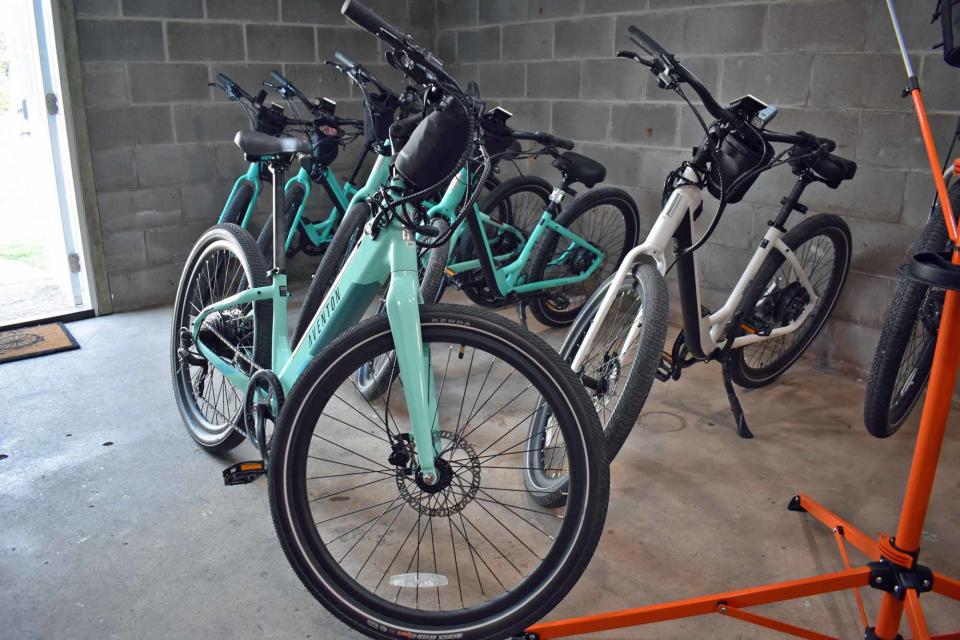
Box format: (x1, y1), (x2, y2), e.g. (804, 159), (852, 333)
(193, 151), (444, 478)
(570, 165), (819, 372)
(436, 179), (606, 297)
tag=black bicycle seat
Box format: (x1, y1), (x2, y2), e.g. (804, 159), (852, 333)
(234, 130), (310, 158)
(808, 152), (857, 188)
(551, 152), (606, 188)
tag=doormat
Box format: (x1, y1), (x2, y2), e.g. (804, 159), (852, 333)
(0, 323), (79, 364)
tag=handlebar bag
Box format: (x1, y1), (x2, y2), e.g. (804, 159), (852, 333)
(364, 92), (399, 144)
(300, 129), (340, 180)
(940, 0), (960, 67)
(705, 131), (772, 204)
(479, 113), (514, 161)
(395, 101), (470, 190)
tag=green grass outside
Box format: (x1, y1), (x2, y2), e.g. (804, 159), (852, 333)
(0, 241), (45, 267)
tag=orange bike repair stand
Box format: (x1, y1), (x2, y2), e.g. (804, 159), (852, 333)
(517, 3), (960, 639)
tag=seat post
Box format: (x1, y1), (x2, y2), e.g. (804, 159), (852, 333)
(270, 161), (287, 275)
(771, 175), (812, 231)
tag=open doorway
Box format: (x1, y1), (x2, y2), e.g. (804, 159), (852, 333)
(0, 0), (91, 327)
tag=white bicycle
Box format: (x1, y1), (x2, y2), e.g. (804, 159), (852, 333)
(523, 26), (856, 505)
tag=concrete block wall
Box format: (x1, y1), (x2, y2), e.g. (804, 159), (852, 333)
(437, 0), (960, 374)
(74, 0), (433, 310)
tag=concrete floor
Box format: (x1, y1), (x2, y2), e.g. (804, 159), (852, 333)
(2, 305), (959, 639)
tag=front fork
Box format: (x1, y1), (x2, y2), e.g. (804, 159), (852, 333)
(385, 227), (440, 482)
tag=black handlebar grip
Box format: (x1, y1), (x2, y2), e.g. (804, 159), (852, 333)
(553, 136), (575, 150)
(626, 26), (670, 58)
(335, 50), (358, 69)
(341, 0), (404, 43)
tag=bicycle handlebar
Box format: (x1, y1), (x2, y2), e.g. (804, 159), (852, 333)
(625, 26), (733, 123)
(329, 50), (398, 99)
(762, 129), (836, 153)
(334, 50), (357, 69)
(214, 73), (256, 104)
(511, 130), (575, 150)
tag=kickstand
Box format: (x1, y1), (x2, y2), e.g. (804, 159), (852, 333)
(721, 358), (753, 439)
(718, 313), (753, 439)
(517, 300), (529, 330)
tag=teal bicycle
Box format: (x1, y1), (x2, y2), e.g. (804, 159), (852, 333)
(170, 4), (608, 638)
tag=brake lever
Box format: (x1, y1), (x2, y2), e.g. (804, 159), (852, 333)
(616, 50), (655, 69)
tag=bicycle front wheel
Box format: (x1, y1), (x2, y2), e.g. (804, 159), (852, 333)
(864, 197), (953, 437)
(269, 305), (608, 640)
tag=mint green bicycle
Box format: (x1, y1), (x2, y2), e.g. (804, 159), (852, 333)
(169, 4), (608, 637)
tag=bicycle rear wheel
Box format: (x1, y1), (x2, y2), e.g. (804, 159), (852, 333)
(269, 305), (608, 640)
(170, 223), (271, 451)
(527, 187), (640, 327)
(729, 213), (851, 388)
(864, 202), (952, 437)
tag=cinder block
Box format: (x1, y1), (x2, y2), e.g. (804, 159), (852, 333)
(281, 0), (345, 24)
(135, 143), (217, 186)
(702, 244), (753, 291)
(92, 148), (138, 191)
(721, 55), (813, 107)
(704, 202), (760, 250)
(809, 54), (903, 111)
(803, 166), (905, 223)
(478, 62), (525, 98)
(75, 0), (119, 17)
(173, 103), (248, 144)
(865, 0), (939, 53)
(919, 54), (960, 112)
(146, 222), (211, 265)
(167, 22), (245, 61)
(577, 142), (642, 187)
(552, 101), (610, 142)
(211, 63), (280, 101)
(87, 105), (173, 150)
(767, 0), (868, 52)
(528, 0), (581, 19)
(845, 216), (922, 277)
(438, 0), (477, 28)
(683, 5), (766, 54)
(445, 63), (478, 85)
(480, 0), (526, 24)
(409, 0), (437, 30)
(437, 30), (456, 63)
(900, 170), (939, 228)
(81, 63), (128, 107)
(214, 142), (254, 180)
(248, 24), (316, 63)
(766, 108), (860, 155)
(585, 0), (648, 14)
(122, 0), (201, 18)
(825, 317), (880, 375)
(128, 63), (210, 103)
(831, 271), (898, 330)
(180, 181), (236, 223)
(526, 61), (580, 99)
(581, 59), (643, 100)
(283, 63), (354, 100)
(97, 187), (182, 232)
(636, 146), (686, 190)
(313, 27), (381, 63)
(555, 16), (614, 59)
(611, 103), (678, 147)
(502, 22), (553, 61)
(207, 0), (278, 21)
(76, 19), (164, 62)
(457, 26), (501, 63)
(108, 263), (183, 311)
(857, 111), (956, 171)
(102, 229), (147, 273)
(644, 56), (717, 104)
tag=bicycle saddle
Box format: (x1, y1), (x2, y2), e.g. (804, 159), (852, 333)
(807, 153), (857, 189)
(551, 152), (606, 188)
(234, 130), (310, 158)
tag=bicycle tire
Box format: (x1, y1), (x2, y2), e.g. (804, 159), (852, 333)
(256, 182), (307, 261)
(268, 304), (609, 640)
(864, 188), (955, 437)
(728, 213), (852, 388)
(527, 187), (641, 328)
(524, 260), (668, 507)
(220, 182), (255, 226)
(170, 223), (271, 452)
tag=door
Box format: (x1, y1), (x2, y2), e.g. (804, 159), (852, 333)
(0, 0), (91, 326)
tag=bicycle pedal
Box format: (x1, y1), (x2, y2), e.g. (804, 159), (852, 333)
(223, 460), (266, 486)
(655, 352), (673, 382)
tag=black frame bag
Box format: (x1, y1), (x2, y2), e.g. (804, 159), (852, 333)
(394, 103), (469, 190)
